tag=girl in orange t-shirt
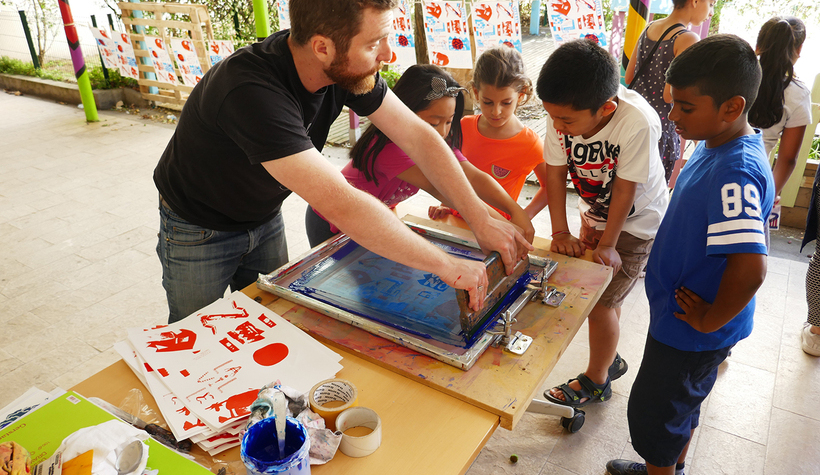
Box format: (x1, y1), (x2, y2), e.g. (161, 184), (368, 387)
(430, 46), (547, 221)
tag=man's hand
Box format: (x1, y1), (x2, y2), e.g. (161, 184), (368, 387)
(550, 233), (585, 258)
(438, 256), (489, 311)
(472, 218), (532, 275)
(593, 245), (622, 275)
(428, 204), (453, 220)
(674, 286), (712, 333)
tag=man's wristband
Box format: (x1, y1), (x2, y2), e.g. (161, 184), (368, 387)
(551, 230), (571, 237)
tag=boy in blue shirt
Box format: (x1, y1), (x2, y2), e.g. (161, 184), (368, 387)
(606, 35), (774, 475)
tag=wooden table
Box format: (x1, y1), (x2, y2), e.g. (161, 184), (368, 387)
(71, 217), (611, 474)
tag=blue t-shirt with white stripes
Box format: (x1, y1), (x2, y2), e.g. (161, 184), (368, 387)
(646, 132), (774, 351)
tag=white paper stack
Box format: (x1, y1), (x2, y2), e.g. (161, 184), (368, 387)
(115, 291), (343, 454)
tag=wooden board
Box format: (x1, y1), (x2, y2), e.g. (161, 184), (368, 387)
(118, 2), (214, 106)
(254, 216), (612, 430)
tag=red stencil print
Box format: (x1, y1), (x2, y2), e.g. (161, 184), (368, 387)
(253, 343), (289, 366)
(398, 35), (409, 47)
(146, 329), (196, 352)
(207, 388), (257, 423)
(451, 38), (464, 50)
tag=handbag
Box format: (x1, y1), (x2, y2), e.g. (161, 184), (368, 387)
(627, 23), (686, 90)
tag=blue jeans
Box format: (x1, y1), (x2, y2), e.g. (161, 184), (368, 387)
(157, 199), (288, 323)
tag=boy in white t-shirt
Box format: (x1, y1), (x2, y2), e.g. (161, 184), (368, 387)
(536, 39), (669, 409)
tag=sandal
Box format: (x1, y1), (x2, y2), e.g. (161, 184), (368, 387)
(609, 352), (628, 381)
(544, 373), (612, 408)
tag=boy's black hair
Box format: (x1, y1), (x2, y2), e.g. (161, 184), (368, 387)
(536, 39), (619, 111)
(666, 34), (762, 113)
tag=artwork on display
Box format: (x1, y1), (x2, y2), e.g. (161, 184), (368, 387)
(147, 37), (178, 85)
(276, 0), (291, 30)
(546, 0), (608, 47)
(106, 31), (140, 80)
(88, 26), (118, 69)
(170, 38), (204, 86)
(127, 292), (342, 429)
(206, 40), (235, 66)
(470, 1), (523, 57)
(422, 1), (472, 69)
(385, 0), (417, 70)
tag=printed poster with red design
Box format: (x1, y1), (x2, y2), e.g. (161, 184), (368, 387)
(470, 1), (523, 57)
(422, 1), (472, 69)
(170, 38), (204, 86)
(206, 40), (235, 66)
(127, 291), (342, 429)
(111, 32), (140, 80)
(276, 0), (291, 30)
(146, 37), (178, 85)
(546, 0), (608, 46)
(385, 0), (416, 70)
(88, 26), (118, 69)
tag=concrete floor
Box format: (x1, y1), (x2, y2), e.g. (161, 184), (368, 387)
(1, 88), (819, 475)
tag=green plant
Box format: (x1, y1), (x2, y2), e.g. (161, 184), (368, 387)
(810, 135), (820, 161)
(0, 56), (70, 82)
(379, 67), (401, 89)
(87, 65), (139, 90)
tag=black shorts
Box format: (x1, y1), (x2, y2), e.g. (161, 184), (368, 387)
(628, 334), (732, 467)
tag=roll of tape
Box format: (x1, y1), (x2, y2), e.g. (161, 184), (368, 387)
(336, 406), (382, 458)
(308, 379), (358, 431)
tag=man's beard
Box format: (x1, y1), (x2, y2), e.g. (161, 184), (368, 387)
(325, 54), (380, 95)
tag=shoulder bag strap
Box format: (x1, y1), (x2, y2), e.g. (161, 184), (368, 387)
(627, 23), (686, 90)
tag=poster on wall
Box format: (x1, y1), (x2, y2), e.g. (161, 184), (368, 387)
(470, 1), (522, 57)
(422, 1), (472, 69)
(385, 0), (416, 70)
(170, 38), (204, 86)
(276, 0), (291, 30)
(206, 40), (235, 66)
(546, 0), (608, 47)
(147, 37), (178, 85)
(88, 26), (118, 69)
(111, 32), (140, 80)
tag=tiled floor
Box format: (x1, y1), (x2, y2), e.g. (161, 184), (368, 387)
(2, 91), (819, 475)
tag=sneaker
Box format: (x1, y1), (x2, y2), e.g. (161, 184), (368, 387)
(801, 323), (820, 356)
(606, 459), (647, 475)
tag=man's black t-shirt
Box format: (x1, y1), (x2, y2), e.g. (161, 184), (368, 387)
(153, 30), (387, 231)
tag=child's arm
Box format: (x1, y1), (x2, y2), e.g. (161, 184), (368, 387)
(673, 253), (767, 333)
(524, 162), (549, 220)
(772, 125), (808, 197)
(459, 162), (535, 242)
(593, 176), (638, 274)
(545, 163), (585, 257)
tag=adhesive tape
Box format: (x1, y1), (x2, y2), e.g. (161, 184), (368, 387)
(335, 406), (382, 457)
(308, 379), (358, 431)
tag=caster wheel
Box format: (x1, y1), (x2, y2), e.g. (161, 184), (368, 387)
(561, 409), (585, 433)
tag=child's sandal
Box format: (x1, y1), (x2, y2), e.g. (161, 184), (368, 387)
(544, 373), (612, 408)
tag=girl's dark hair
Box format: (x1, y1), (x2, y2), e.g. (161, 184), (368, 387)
(749, 16), (806, 129)
(471, 46), (533, 105)
(350, 64), (465, 185)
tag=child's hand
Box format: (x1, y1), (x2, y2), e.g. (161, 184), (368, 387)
(550, 233), (585, 257)
(592, 245), (622, 275)
(509, 210), (535, 243)
(428, 205), (453, 220)
(674, 287), (712, 333)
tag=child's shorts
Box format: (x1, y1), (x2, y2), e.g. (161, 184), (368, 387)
(579, 223), (653, 309)
(628, 334), (732, 468)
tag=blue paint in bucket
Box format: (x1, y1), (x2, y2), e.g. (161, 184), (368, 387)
(241, 417), (311, 475)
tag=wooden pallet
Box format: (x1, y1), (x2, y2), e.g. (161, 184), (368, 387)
(118, 1), (214, 106)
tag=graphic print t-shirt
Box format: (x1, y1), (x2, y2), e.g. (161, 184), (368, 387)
(544, 86), (668, 240)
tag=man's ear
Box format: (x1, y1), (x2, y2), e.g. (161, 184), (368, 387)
(600, 97), (618, 117)
(310, 34), (336, 67)
(721, 95), (746, 123)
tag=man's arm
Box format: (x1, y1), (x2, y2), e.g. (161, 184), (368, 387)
(674, 253), (767, 333)
(366, 90), (531, 273)
(262, 148), (489, 310)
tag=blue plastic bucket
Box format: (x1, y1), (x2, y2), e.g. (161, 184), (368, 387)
(241, 417), (311, 475)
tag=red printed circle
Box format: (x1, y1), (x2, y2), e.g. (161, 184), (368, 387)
(253, 343), (289, 366)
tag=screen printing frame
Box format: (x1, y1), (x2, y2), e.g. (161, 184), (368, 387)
(257, 230), (502, 370)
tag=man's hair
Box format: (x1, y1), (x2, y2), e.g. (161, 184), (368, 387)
(289, 0), (396, 56)
(666, 34), (762, 113)
(536, 39), (619, 111)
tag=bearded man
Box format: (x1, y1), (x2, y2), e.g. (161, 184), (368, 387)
(153, 0), (529, 323)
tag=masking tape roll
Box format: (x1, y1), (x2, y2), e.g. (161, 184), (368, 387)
(308, 378), (358, 431)
(336, 406), (382, 457)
